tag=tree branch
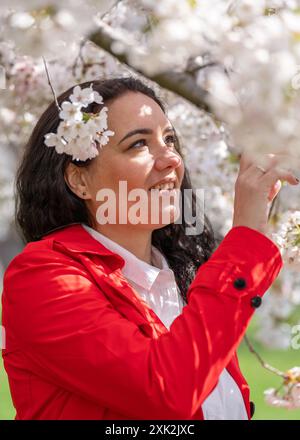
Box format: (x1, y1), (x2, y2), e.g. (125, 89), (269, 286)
(88, 23), (210, 111)
(243, 334), (287, 379)
(42, 56), (61, 111)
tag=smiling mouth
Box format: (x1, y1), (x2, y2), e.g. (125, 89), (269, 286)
(149, 182), (176, 191)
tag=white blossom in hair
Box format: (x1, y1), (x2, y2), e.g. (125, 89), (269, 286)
(44, 84), (115, 161)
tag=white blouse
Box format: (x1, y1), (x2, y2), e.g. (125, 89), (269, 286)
(82, 223), (248, 420)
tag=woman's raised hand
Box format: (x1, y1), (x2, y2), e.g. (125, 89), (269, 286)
(232, 152), (300, 235)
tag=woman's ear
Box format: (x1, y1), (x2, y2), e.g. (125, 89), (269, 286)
(64, 163), (90, 199)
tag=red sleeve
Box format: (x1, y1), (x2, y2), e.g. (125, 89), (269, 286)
(2, 226), (282, 419)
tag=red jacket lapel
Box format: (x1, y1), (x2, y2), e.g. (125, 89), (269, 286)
(43, 224), (168, 339)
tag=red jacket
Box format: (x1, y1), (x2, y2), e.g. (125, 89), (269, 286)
(1, 224), (282, 420)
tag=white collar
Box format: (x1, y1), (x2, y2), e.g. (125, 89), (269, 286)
(81, 223), (173, 291)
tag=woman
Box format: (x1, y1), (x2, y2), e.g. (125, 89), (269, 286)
(1, 77), (298, 420)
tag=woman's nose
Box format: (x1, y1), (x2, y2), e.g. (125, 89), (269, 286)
(154, 145), (182, 171)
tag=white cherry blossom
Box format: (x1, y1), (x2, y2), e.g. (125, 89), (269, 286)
(59, 101), (82, 122)
(70, 85), (104, 106)
(44, 85), (114, 160)
(97, 129), (115, 146)
(44, 133), (68, 155)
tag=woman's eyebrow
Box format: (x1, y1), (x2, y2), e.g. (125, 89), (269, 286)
(118, 126), (175, 145)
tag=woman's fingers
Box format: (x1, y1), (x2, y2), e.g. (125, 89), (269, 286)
(238, 151), (259, 173)
(233, 152), (300, 235)
(262, 166), (299, 187)
(234, 162), (298, 213)
(239, 156), (299, 187)
(238, 151), (300, 177)
(238, 151), (276, 173)
(268, 180), (282, 202)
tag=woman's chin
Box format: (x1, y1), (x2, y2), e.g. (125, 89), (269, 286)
(149, 205), (180, 229)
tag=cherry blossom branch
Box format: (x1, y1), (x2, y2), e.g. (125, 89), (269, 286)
(243, 334), (287, 379)
(88, 23), (210, 111)
(72, 0), (123, 79)
(244, 334), (300, 408)
(72, 39), (87, 78)
(99, 0), (123, 21)
(42, 57), (61, 111)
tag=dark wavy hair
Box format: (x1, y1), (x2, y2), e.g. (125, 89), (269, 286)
(15, 76), (216, 304)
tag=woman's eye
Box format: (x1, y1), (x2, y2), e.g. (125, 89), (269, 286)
(129, 135), (177, 150)
(129, 139), (148, 149)
(165, 135), (177, 146)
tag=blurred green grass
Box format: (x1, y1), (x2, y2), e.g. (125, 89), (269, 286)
(0, 312), (300, 420)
